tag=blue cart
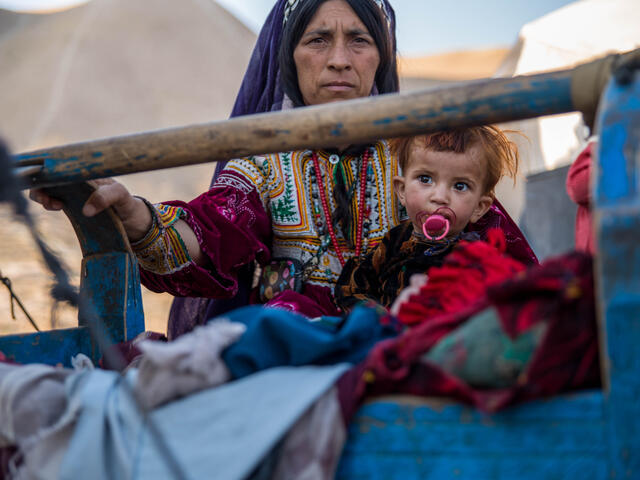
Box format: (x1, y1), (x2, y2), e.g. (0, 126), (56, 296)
(2, 51), (639, 479)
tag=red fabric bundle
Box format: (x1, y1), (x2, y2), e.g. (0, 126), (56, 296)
(397, 229), (526, 325)
(338, 249), (599, 420)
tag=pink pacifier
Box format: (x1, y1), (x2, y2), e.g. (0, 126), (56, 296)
(418, 209), (455, 241)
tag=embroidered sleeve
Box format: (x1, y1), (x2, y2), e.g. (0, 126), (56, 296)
(138, 163), (273, 299)
(131, 201), (192, 275)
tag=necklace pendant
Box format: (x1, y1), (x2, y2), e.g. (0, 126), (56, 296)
(328, 154), (340, 165)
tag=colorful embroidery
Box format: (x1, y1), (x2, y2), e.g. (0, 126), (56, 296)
(132, 203), (192, 275)
(217, 141), (405, 289)
(271, 153), (298, 223)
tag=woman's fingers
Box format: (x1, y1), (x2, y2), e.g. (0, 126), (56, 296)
(82, 179), (130, 217)
(28, 188), (64, 211)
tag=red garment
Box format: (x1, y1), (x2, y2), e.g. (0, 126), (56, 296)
(140, 181), (272, 299)
(397, 229), (526, 325)
(566, 142), (595, 254)
(337, 250), (599, 421)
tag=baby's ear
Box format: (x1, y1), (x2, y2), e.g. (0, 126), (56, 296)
(470, 195), (493, 223)
(393, 176), (407, 206)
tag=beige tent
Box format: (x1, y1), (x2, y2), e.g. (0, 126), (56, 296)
(0, 0), (256, 334)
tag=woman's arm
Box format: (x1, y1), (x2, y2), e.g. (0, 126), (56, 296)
(31, 178), (207, 265)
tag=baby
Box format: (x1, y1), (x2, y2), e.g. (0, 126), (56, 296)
(335, 125), (519, 311)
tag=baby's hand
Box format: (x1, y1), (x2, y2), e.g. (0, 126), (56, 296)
(390, 273), (428, 317)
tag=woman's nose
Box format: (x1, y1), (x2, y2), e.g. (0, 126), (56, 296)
(327, 42), (352, 70)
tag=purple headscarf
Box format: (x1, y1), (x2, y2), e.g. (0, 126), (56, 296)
(212, 0), (398, 181)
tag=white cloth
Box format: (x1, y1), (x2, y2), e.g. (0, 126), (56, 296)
(134, 319), (246, 409)
(0, 363), (76, 480)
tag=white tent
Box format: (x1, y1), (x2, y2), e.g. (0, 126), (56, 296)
(490, 0), (640, 227)
(496, 0), (640, 175)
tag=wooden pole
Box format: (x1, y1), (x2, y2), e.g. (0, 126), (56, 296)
(16, 49), (638, 188)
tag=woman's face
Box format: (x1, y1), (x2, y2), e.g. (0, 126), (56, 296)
(293, 0), (381, 106)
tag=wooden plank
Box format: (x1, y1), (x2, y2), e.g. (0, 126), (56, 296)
(0, 327), (92, 367)
(16, 50), (638, 189)
(20, 71), (575, 188)
(79, 252), (144, 349)
(343, 394), (606, 456)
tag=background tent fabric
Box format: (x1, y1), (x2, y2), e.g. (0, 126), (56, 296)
(496, 0), (640, 176)
(0, 0), (256, 334)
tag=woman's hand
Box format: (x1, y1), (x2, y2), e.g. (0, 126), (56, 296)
(29, 178), (152, 242)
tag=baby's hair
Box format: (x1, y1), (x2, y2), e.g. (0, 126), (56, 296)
(391, 126), (519, 197)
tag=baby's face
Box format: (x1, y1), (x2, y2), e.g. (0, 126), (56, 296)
(394, 145), (493, 238)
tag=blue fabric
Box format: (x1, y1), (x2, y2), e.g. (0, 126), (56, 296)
(221, 304), (398, 379)
(59, 365), (348, 480)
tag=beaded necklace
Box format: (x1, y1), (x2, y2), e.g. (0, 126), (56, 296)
(311, 149), (370, 267)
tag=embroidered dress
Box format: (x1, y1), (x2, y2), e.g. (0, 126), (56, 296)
(138, 141), (405, 317)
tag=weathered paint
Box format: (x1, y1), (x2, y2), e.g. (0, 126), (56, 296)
(0, 327), (93, 367)
(595, 69), (640, 478)
(0, 183), (144, 366)
(21, 69), (579, 189)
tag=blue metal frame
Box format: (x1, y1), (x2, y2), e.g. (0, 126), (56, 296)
(336, 72), (640, 478)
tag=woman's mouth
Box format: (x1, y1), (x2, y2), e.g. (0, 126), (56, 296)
(324, 82), (354, 92)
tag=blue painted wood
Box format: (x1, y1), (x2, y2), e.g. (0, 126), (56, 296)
(338, 453), (607, 480)
(337, 393), (607, 479)
(79, 252), (144, 358)
(594, 69), (640, 478)
(0, 327), (92, 367)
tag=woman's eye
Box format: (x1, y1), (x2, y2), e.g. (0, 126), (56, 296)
(418, 175), (432, 184)
(454, 182), (469, 191)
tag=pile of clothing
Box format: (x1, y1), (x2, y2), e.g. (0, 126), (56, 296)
(0, 235), (599, 479)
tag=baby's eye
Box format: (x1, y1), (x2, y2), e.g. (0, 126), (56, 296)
(454, 182), (469, 191)
(418, 175), (432, 184)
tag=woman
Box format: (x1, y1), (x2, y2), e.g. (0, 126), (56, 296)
(32, 0), (536, 339)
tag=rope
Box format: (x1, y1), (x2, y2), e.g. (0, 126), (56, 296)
(0, 269), (41, 332)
